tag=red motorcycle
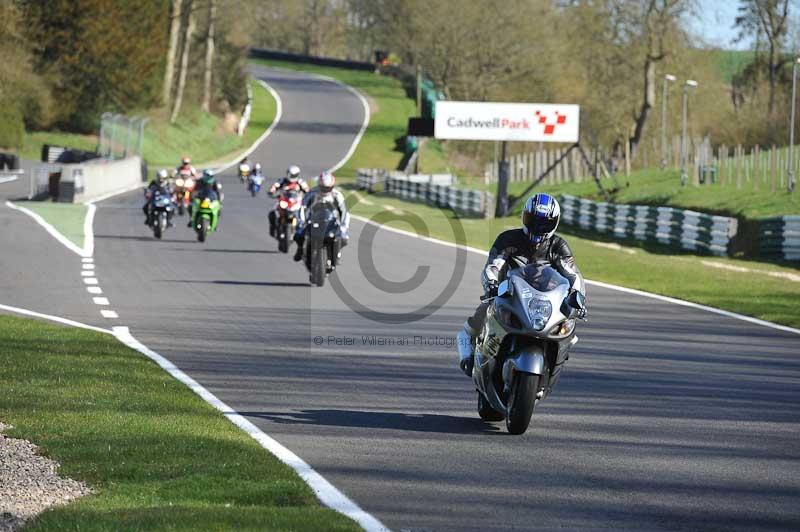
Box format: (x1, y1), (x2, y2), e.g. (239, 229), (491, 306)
(173, 169), (196, 216)
(274, 185), (303, 253)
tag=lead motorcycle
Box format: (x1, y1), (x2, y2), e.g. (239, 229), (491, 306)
(304, 202), (341, 287)
(457, 257), (585, 434)
(148, 189), (174, 239)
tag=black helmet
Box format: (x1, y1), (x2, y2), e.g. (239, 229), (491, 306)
(521, 193), (560, 244)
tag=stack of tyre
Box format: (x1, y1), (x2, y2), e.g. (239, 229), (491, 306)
(0, 152), (20, 171)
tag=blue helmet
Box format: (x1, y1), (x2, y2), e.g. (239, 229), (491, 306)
(522, 193), (560, 244)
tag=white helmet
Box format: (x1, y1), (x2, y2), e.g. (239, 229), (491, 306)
(318, 171), (335, 194)
(156, 169), (169, 182)
(287, 165), (301, 181)
(254, 163), (261, 171)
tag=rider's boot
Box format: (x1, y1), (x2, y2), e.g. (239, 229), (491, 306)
(293, 244), (304, 262)
(457, 321), (477, 377)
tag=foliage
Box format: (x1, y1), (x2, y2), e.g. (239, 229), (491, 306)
(22, 0), (170, 133)
(0, 315), (360, 531)
(0, 106), (25, 149)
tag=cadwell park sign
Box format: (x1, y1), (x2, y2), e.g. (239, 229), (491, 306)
(434, 101), (580, 143)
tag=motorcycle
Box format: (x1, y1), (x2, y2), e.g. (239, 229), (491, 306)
(239, 163), (250, 183)
(148, 190), (174, 240)
(191, 194), (221, 242)
(304, 202), (341, 287)
(457, 258), (585, 435)
(173, 173), (195, 216)
(274, 188), (303, 253)
(248, 173), (264, 197)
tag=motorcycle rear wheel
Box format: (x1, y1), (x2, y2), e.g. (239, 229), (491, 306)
(505, 373), (539, 435)
(177, 203), (184, 216)
(477, 393), (504, 422)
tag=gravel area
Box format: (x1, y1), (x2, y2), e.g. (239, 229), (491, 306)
(0, 422), (92, 532)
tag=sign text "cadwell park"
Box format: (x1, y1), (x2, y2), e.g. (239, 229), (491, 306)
(434, 101), (580, 143)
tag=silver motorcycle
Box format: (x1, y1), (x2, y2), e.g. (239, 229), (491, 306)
(457, 259), (584, 434)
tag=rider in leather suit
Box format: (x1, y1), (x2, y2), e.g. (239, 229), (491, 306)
(458, 193), (587, 376)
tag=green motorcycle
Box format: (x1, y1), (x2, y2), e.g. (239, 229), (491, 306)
(191, 195), (221, 242)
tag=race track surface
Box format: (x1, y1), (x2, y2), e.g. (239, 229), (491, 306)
(3, 66), (799, 531)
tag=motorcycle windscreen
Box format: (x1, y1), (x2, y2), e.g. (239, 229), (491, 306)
(307, 204), (337, 241)
(509, 264), (569, 293)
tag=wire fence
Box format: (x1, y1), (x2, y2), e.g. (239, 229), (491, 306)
(97, 113), (147, 160)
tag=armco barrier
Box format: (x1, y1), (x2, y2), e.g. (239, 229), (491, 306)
(560, 194), (738, 256)
(357, 169), (492, 218)
(249, 48), (375, 72)
(48, 156), (144, 203)
(758, 216), (800, 261)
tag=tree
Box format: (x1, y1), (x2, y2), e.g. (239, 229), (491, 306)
(170, 0), (196, 123)
(163, 0), (183, 105)
(202, 0), (217, 112)
(735, 0), (791, 120)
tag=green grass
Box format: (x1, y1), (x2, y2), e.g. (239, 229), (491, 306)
(0, 315), (359, 531)
(347, 190), (800, 328)
(250, 58), (415, 178)
(459, 167), (800, 220)
(19, 79), (278, 175)
(12, 201), (87, 249)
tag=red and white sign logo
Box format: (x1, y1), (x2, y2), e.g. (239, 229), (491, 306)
(435, 101), (580, 143)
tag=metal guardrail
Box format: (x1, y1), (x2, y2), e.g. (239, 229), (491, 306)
(560, 194), (738, 256)
(759, 216), (800, 261)
(357, 169), (492, 218)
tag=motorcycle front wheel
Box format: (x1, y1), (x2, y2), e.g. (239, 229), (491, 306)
(198, 216), (209, 242)
(308, 244), (326, 287)
(505, 373), (539, 435)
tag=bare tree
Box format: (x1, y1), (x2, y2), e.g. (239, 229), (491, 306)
(163, 0), (182, 106)
(170, 0), (196, 123)
(202, 0), (217, 112)
(735, 0), (791, 118)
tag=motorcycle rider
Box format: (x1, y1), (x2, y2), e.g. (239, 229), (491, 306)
(251, 162), (263, 178)
(174, 156), (198, 179)
(268, 165), (310, 237)
(293, 171), (349, 262)
(142, 169), (173, 226)
(188, 169), (224, 227)
(457, 193), (587, 376)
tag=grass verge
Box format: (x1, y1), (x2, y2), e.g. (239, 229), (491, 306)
(10, 201), (87, 249)
(347, 190), (800, 329)
(18, 79), (278, 174)
(250, 58), (414, 178)
(0, 315), (359, 531)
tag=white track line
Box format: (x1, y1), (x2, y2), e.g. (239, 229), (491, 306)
(100, 310), (118, 319)
(350, 214), (800, 336)
(0, 301), (389, 531)
(211, 80), (283, 175)
(87, 287), (103, 294)
(82, 263), (95, 270)
(82, 257), (94, 263)
(0, 303), (111, 335)
(0, 175), (19, 184)
(92, 297), (109, 306)
(112, 326), (389, 532)
(83, 278), (98, 285)
(5, 200), (88, 257)
(80, 270), (94, 277)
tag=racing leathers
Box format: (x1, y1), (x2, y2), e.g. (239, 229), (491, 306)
(460, 229), (586, 375)
(292, 187), (350, 261)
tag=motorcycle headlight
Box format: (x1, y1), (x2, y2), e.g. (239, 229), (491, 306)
(185, 178), (195, 188)
(175, 178), (184, 187)
(528, 298), (552, 331)
(279, 200), (289, 209)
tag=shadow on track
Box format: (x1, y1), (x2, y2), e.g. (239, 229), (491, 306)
(94, 234), (189, 243)
(164, 279), (311, 288)
(238, 409), (503, 435)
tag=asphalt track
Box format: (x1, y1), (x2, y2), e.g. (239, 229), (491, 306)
(2, 66), (800, 531)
